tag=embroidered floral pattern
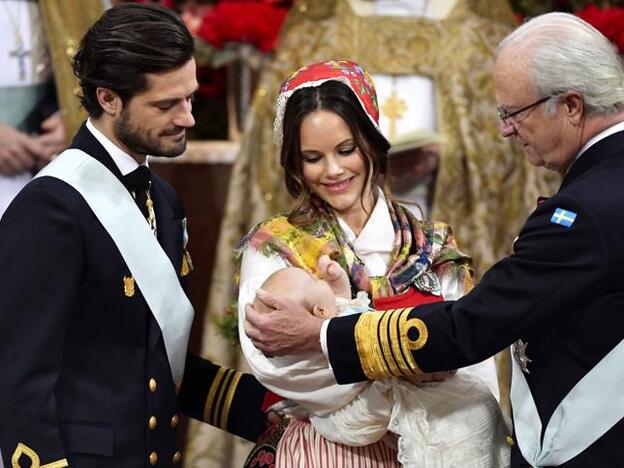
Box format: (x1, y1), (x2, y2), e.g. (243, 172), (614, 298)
(238, 197), (473, 300)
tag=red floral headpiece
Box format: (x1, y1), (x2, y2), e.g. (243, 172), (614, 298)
(274, 60), (381, 149)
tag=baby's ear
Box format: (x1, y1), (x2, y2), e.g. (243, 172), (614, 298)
(312, 304), (326, 319)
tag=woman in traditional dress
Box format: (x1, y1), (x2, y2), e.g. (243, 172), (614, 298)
(237, 60), (508, 467)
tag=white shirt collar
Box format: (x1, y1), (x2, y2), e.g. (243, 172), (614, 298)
(336, 188), (395, 276)
(572, 120), (624, 168)
(86, 118), (148, 176)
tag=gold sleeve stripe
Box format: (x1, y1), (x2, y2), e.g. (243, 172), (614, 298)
(203, 366), (227, 424)
(400, 312), (428, 371)
(379, 310), (401, 376)
(39, 460), (69, 468)
(389, 309), (419, 376)
(11, 443), (68, 468)
(203, 367), (240, 430)
(220, 370), (243, 430)
(355, 309), (428, 380)
(213, 369), (235, 429)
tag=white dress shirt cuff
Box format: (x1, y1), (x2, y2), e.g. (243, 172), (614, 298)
(320, 318), (331, 359)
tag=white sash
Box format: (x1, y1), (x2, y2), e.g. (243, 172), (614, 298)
(511, 339), (624, 466)
(36, 149), (194, 384)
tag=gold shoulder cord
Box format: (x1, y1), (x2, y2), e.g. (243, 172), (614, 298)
(145, 182), (156, 234)
(12, 443), (68, 468)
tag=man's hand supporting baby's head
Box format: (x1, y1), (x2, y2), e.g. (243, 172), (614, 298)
(253, 266), (338, 319)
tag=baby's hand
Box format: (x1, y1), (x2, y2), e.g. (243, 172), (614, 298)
(318, 255), (351, 299)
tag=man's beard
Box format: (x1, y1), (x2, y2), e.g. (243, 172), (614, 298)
(114, 111), (187, 158)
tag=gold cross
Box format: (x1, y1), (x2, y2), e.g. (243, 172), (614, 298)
(381, 84), (407, 141)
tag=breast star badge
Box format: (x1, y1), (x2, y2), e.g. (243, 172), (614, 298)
(513, 339), (532, 374)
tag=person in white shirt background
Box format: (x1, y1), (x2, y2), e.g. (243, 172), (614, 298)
(0, 0), (66, 217)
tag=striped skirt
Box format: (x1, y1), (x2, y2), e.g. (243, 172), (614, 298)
(276, 418), (401, 467)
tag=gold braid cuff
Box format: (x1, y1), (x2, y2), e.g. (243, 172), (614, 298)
(203, 367), (243, 431)
(220, 371), (243, 430)
(355, 309), (428, 380)
(11, 443), (68, 468)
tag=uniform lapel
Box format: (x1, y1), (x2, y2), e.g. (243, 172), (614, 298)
(147, 179), (187, 374)
(151, 179), (183, 275)
(560, 130), (624, 191)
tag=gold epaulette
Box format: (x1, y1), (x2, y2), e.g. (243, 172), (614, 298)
(203, 367), (243, 431)
(354, 308), (428, 380)
(11, 443), (68, 468)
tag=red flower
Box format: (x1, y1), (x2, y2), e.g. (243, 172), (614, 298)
(576, 4), (624, 55)
(196, 1), (288, 53)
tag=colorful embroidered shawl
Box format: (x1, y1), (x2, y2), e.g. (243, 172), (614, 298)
(237, 196), (473, 301)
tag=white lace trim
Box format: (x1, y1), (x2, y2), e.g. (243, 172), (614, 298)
(335, 290), (372, 315)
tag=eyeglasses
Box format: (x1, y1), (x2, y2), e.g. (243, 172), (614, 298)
(497, 96), (552, 126)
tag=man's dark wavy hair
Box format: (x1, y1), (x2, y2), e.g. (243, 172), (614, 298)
(73, 3), (194, 117)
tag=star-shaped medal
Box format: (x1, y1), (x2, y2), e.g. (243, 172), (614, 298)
(513, 339), (532, 374)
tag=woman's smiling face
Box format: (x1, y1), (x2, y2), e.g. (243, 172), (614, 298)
(299, 109), (373, 223)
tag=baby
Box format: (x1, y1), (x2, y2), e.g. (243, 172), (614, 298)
(252, 255), (359, 320)
(252, 257), (510, 467)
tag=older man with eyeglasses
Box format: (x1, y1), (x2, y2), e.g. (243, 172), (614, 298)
(244, 12), (624, 467)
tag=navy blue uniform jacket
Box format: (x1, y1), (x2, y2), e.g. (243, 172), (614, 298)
(0, 124), (266, 467)
(327, 130), (624, 466)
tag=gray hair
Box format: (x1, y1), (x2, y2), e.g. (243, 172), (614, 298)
(497, 12), (624, 116)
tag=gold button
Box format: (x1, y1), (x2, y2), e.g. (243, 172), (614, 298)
(149, 451), (158, 465)
(171, 414), (179, 428)
(149, 378), (157, 392)
(172, 451), (182, 464)
(149, 416), (157, 430)
(506, 435), (515, 446)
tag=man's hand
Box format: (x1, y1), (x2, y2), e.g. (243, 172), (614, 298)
(404, 369), (456, 385)
(35, 112), (66, 168)
(244, 289), (324, 356)
(0, 124), (44, 175)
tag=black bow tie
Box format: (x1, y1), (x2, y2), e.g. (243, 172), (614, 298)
(123, 166), (152, 221)
(123, 166), (151, 193)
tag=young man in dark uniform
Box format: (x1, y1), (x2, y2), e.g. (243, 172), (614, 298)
(245, 12), (624, 467)
(0, 4), (269, 467)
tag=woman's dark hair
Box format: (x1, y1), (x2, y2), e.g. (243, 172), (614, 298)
(280, 80), (390, 218)
(73, 3), (195, 117)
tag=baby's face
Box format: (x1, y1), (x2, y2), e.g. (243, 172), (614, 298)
(304, 273), (338, 317)
(255, 267), (338, 319)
